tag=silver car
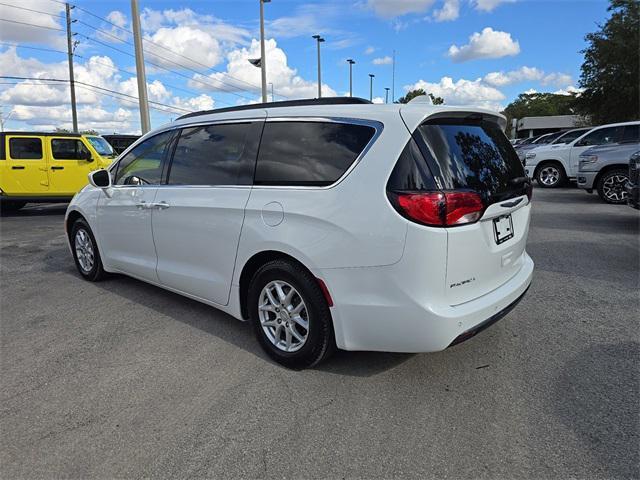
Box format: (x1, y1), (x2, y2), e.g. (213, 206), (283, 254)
(578, 135), (640, 204)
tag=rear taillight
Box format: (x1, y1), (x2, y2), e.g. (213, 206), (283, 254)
(392, 191), (484, 227)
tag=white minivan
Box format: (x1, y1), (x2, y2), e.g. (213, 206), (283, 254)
(65, 97), (534, 368)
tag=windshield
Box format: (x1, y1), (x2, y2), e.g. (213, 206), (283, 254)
(86, 136), (115, 156)
(552, 128), (590, 144)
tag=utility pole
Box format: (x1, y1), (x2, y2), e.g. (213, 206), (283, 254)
(312, 35), (325, 98)
(384, 87), (390, 104)
(369, 74), (375, 102)
(131, 0), (150, 134)
(65, 3), (78, 133)
(269, 82), (274, 102)
(259, 0), (270, 103)
(391, 49), (396, 103)
(347, 59), (355, 97)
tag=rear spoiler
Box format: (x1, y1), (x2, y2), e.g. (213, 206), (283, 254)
(400, 105), (507, 133)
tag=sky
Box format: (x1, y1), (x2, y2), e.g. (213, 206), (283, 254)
(0, 0), (609, 134)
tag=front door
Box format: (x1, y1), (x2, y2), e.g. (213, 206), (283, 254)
(96, 130), (175, 282)
(1, 136), (49, 196)
(48, 137), (96, 196)
(152, 121), (263, 305)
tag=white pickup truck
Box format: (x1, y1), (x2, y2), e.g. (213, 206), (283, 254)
(524, 121), (640, 188)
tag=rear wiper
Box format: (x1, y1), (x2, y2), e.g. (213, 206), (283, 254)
(509, 176), (529, 185)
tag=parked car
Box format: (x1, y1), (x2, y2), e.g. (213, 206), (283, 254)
(103, 134), (140, 155)
(65, 97), (534, 368)
(549, 127), (593, 145)
(515, 133), (555, 162)
(524, 121), (640, 188)
(626, 151), (640, 209)
(577, 141), (640, 203)
(0, 132), (117, 212)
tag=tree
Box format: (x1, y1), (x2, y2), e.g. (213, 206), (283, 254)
(574, 0), (639, 124)
(398, 88), (444, 105)
(502, 92), (578, 132)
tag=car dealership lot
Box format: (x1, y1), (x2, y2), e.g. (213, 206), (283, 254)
(1, 188), (638, 479)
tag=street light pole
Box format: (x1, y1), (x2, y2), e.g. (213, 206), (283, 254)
(259, 0), (270, 103)
(131, 0), (150, 134)
(312, 35), (325, 98)
(369, 74), (375, 102)
(347, 59), (355, 97)
(384, 87), (390, 104)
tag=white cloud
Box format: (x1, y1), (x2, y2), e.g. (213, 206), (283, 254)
(484, 67), (573, 88)
(0, 0), (66, 48)
(473, 0), (515, 12)
(97, 11), (130, 43)
(372, 96), (385, 104)
(373, 56), (393, 65)
(365, 46), (376, 55)
(405, 77), (506, 111)
(448, 27), (520, 62)
(553, 86), (583, 96)
(171, 94), (215, 112)
(367, 0), (436, 18)
(189, 38), (336, 100)
(433, 0), (460, 21)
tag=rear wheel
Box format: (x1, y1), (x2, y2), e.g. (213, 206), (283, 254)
(597, 169), (629, 204)
(71, 219), (106, 281)
(248, 259), (335, 369)
(0, 201), (27, 214)
(535, 162), (566, 188)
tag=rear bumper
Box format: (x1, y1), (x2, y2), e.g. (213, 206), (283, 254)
(576, 171), (597, 190)
(321, 252), (534, 353)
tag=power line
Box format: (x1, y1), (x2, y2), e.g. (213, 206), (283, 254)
(0, 2), (64, 19)
(0, 76), (193, 114)
(0, 42), (66, 55)
(71, 3), (289, 99)
(0, 17), (64, 31)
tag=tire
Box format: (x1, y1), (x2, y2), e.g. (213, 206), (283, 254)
(535, 162), (566, 188)
(70, 218), (106, 281)
(248, 259), (335, 369)
(597, 169), (629, 204)
(0, 201), (27, 214)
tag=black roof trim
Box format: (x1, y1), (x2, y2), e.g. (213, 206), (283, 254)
(0, 131), (83, 137)
(176, 97), (372, 121)
(102, 134), (140, 139)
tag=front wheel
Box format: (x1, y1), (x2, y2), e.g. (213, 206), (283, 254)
(248, 259), (335, 369)
(71, 219), (106, 281)
(597, 169), (629, 204)
(535, 163), (566, 188)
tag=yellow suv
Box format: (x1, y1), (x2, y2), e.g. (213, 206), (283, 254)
(0, 132), (117, 212)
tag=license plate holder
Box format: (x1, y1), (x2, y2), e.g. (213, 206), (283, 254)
(493, 214), (514, 245)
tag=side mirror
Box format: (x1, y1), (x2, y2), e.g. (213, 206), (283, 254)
(88, 169), (111, 189)
(81, 150), (94, 162)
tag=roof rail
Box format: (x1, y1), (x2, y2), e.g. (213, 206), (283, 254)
(176, 97), (372, 121)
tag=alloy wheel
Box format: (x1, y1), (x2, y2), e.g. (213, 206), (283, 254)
(602, 174), (628, 202)
(539, 166), (560, 186)
(258, 280), (309, 353)
(74, 228), (95, 272)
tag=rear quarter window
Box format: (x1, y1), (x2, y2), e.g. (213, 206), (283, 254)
(254, 121), (376, 186)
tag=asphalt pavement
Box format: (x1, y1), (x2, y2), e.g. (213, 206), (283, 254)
(1, 187), (638, 479)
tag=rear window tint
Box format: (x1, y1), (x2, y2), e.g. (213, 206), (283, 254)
(415, 119), (526, 201)
(621, 125), (639, 143)
(387, 138), (437, 192)
(9, 137), (43, 160)
(254, 121), (376, 186)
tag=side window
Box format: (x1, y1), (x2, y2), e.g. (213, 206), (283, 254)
(167, 122), (259, 186)
(51, 139), (90, 160)
(254, 121), (376, 186)
(621, 125), (639, 143)
(9, 138), (43, 160)
(576, 127), (622, 147)
(114, 131), (173, 186)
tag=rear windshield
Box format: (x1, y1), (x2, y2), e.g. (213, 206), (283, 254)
(414, 119), (526, 202)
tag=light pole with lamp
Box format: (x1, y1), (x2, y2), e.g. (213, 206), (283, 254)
(258, 0), (271, 103)
(312, 35), (325, 98)
(347, 59), (355, 97)
(368, 74), (375, 102)
(384, 87), (390, 104)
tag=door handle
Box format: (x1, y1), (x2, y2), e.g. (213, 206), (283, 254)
(51, 166), (64, 170)
(11, 166), (25, 170)
(135, 201), (149, 209)
(152, 201), (170, 210)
